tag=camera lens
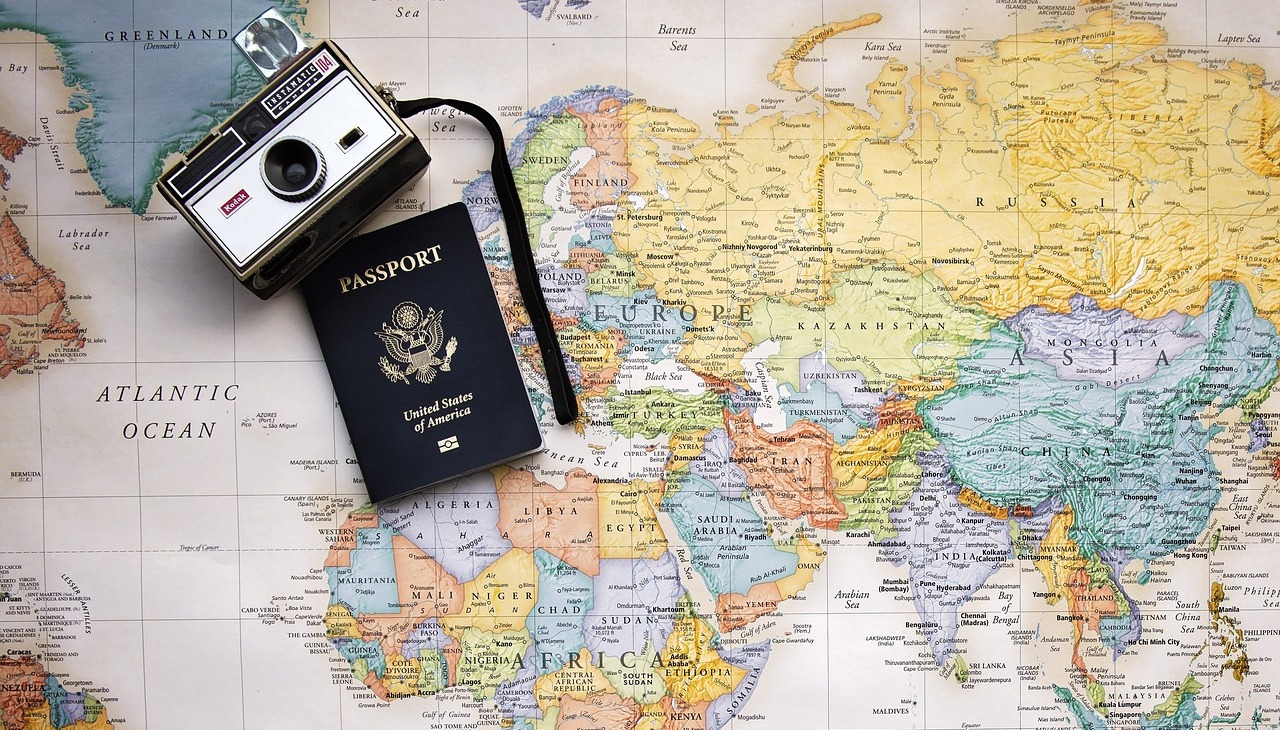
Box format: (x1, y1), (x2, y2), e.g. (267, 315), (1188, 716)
(261, 137), (326, 201)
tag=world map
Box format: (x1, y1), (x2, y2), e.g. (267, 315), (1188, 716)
(2, 1), (1280, 729)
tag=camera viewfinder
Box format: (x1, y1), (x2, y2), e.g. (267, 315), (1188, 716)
(339, 127), (365, 151)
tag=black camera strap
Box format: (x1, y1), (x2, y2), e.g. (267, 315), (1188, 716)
(392, 97), (579, 426)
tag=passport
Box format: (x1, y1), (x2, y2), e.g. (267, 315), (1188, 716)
(301, 202), (543, 502)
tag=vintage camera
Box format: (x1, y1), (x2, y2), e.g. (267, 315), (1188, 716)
(158, 10), (429, 299)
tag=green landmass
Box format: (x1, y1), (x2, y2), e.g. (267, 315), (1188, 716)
(607, 388), (724, 438)
(513, 113), (587, 242)
(1086, 678), (1106, 715)
(743, 264), (995, 391)
(1147, 674), (1204, 721)
(838, 430), (937, 538)
(456, 627), (532, 700)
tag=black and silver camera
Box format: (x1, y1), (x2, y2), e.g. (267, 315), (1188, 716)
(158, 10), (429, 299)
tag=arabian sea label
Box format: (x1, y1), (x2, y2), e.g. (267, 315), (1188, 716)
(302, 202), (543, 501)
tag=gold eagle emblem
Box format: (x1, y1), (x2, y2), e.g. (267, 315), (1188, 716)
(376, 301), (457, 384)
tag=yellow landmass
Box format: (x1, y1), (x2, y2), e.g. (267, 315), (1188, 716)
(560, 325), (625, 397)
(440, 549), (539, 634)
(636, 703), (667, 730)
(776, 535), (825, 598)
(895, 376), (955, 401)
(379, 653), (424, 699)
(831, 424), (910, 496)
(611, 10), (1280, 388)
(667, 428), (712, 474)
(453, 627), (531, 701)
(674, 325), (756, 386)
(769, 14), (884, 92)
(1147, 675), (1204, 719)
(325, 603), (362, 640)
(741, 265), (994, 392)
(902, 11), (1280, 323)
(1034, 506), (1086, 605)
(659, 612), (747, 705)
(599, 478), (668, 559)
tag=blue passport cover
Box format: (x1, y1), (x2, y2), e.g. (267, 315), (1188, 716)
(302, 202), (543, 501)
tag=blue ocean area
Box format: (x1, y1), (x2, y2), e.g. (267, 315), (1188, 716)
(0, 1), (302, 213)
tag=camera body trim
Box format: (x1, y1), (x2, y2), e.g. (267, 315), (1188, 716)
(159, 40), (429, 299)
